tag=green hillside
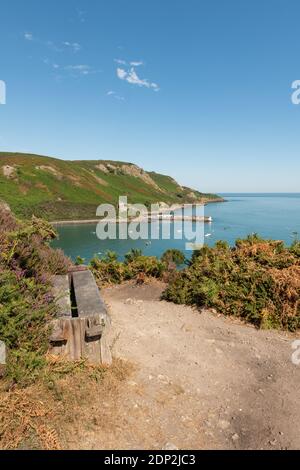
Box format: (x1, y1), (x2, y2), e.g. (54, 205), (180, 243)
(0, 152), (223, 221)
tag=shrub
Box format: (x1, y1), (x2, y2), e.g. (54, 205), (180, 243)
(0, 208), (71, 385)
(90, 249), (165, 285)
(125, 255), (165, 279)
(75, 256), (85, 266)
(124, 249), (143, 263)
(161, 249), (186, 266)
(162, 235), (300, 331)
(90, 256), (126, 285)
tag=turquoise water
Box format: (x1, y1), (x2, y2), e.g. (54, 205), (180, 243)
(51, 194), (300, 261)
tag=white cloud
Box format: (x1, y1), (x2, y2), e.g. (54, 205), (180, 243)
(126, 68), (147, 86)
(106, 90), (125, 101)
(63, 41), (81, 53)
(130, 61), (143, 67)
(77, 9), (86, 23)
(24, 32), (33, 41)
(65, 64), (91, 75)
(114, 59), (127, 65)
(43, 58), (60, 69)
(44, 57), (98, 77)
(23, 32), (81, 54)
(117, 68), (128, 80)
(117, 66), (159, 91)
(115, 59), (143, 67)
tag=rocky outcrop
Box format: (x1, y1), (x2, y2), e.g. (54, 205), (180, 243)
(95, 164), (109, 174)
(95, 163), (118, 175)
(120, 164), (163, 191)
(187, 192), (197, 200)
(36, 165), (63, 180)
(2, 165), (17, 179)
(95, 162), (163, 190)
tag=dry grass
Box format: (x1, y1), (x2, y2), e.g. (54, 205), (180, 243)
(0, 358), (132, 450)
(0, 386), (61, 450)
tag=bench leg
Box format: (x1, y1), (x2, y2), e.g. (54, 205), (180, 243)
(100, 323), (112, 365)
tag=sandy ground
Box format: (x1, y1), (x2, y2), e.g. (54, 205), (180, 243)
(72, 280), (300, 450)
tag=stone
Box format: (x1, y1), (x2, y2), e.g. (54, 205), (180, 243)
(157, 374), (171, 385)
(163, 442), (178, 451)
(269, 438), (277, 446)
(218, 419), (231, 430)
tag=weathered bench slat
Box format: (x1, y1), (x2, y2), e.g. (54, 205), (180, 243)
(49, 271), (112, 365)
(49, 317), (110, 364)
(72, 271), (108, 319)
(52, 275), (72, 318)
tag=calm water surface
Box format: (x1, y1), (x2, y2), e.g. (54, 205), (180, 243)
(51, 194), (300, 261)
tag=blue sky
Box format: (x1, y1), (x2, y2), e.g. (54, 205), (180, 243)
(0, 0), (299, 192)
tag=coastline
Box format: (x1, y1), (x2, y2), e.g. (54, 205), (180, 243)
(51, 200), (223, 226)
(52, 219), (105, 226)
(204, 197), (226, 204)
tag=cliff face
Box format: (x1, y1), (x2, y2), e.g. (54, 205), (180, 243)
(0, 152), (223, 220)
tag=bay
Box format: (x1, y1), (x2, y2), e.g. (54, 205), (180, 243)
(51, 194), (300, 261)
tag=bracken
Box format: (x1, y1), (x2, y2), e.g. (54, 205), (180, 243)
(162, 235), (300, 331)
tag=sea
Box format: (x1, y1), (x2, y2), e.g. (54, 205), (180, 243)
(51, 194), (300, 261)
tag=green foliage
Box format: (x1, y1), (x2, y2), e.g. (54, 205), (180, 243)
(161, 249), (186, 266)
(90, 249), (165, 285)
(0, 208), (71, 385)
(126, 255), (165, 279)
(90, 254), (125, 285)
(162, 235), (300, 332)
(75, 256), (85, 266)
(290, 240), (300, 257)
(124, 249), (143, 263)
(103, 251), (118, 262)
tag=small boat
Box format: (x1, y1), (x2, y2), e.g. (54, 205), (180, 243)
(205, 233), (212, 238)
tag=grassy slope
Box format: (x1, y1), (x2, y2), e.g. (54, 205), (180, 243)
(0, 152), (222, 220)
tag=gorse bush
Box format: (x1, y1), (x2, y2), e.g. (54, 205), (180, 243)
(161, 249), (186, 267)
(90, 248), (166, 285)
(90, 253), (126, 285)
(124, 249), (143, 264)
(0, 207), (71, 385)
(162, 235), (300, 332)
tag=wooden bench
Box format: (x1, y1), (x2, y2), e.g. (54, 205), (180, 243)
(49, 269), (112, 365)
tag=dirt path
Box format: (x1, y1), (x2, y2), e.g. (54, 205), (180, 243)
(77, 281), (300, 450)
